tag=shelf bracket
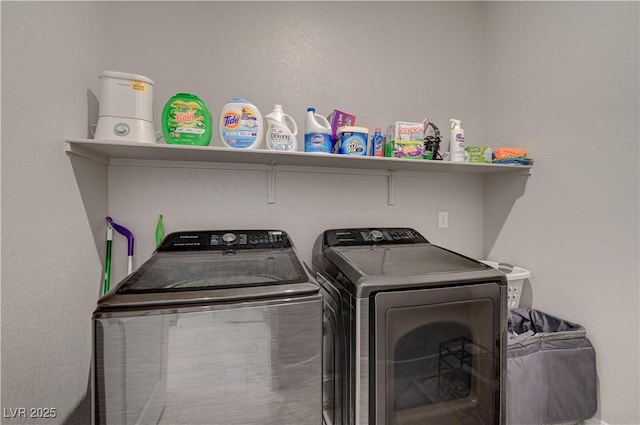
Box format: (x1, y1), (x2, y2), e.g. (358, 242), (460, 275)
(268, 165), (276, 204)
(388, 171), (395, 205)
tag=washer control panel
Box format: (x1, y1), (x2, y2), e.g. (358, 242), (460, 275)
(158, 230), (290, 251)
(324, 227), (428, 247)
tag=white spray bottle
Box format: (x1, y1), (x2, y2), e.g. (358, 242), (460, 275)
(449, 119), (466, 162)
(264, 104), (298, 151)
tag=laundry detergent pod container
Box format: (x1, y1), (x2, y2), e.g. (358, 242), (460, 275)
(94, 71), (156, 143)
(162, 93), (212, 146)
(219, 98), (264, 149)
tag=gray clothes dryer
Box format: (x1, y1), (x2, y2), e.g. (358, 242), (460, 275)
(312, 227), (507, 425)
(93, 230), (322, 425)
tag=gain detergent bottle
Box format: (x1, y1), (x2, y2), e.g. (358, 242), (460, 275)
(162, 93), (212, 146)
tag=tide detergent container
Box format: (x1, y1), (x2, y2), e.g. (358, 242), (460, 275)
(161, 93), (212, 146)
(336, 126), (369, 155)
(304, 107), (332, 153)
(219, 98), (264, 149)
(94, 71), (156, 143)
(264, 104), (298, 151)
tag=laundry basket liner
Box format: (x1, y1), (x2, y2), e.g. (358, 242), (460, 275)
(506, 308), (597, 425)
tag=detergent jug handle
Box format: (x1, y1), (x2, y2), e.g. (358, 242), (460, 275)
(283, 113), (298, 136)
(315, 113), (331, 128)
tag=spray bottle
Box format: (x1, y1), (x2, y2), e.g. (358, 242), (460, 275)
(449, 119), (466, 162)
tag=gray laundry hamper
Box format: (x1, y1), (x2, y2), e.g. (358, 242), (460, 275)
(507, 308), (597, 425)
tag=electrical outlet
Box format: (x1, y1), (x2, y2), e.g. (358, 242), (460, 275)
(438, 211), (449, 229)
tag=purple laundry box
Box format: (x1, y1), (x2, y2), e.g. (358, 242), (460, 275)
(327, 109), (357, 141)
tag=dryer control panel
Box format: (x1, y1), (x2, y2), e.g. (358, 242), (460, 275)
(158, 230), (290, 251)
(323, 227), (428, 247)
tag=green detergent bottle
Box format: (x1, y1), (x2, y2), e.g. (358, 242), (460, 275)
(162, 93), (212, 146)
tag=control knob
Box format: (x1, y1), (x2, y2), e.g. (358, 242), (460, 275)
(370, 230), (384, 242)
(222, 233), (237, 245)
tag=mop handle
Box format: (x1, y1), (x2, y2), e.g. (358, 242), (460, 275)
(103, 225), (113, 295)
(106, 216), (135, 275)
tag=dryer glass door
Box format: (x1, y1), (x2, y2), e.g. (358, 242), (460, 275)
(374, 283), (504, 425)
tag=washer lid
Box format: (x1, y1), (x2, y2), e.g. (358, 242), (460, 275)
(118, 249), (308, 293)
(98, 230), (318, 308)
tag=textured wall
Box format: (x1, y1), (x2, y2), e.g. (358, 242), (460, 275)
(1, 2), (108, 424)
(103, 1), (487, 148)
(484, 2), (640, 424)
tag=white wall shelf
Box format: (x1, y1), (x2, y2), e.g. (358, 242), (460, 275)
(66, 138), (532, 205)
(65, 138), (533, 175)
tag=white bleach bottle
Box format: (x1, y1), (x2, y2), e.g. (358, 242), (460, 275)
(264, 104), (298, 151)
(304, 107), (333, 153)
(449, 119), (466, 162)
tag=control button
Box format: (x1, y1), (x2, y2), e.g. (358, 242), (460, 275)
(222, 233), (237, 245)
(114, 123), (130, 136)
(370, 230), (384, 242)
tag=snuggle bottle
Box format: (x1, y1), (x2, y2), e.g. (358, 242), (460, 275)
(304, 107), (332, 153)
(219, 98), (264, 149)
(264, 104), (298, 151)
